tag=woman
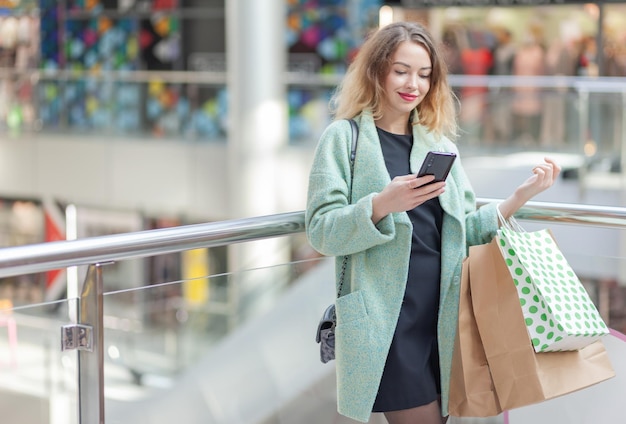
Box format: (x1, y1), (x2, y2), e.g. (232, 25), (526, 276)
(305, 22), (560, 424)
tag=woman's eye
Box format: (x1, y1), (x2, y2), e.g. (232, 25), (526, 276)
(395, 70), (407, 75)
(420, 74), (431, 79)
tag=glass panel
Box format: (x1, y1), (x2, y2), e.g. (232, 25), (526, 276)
(0, 298), (78, 424)
(587, 91), (623, 158)
(456, 84), (582, 152)
(104, 251), (578, 424)
(95, 227), (626, 423)
(453, 82), (589, 150)
(102, 256), (336, 423)
(0, 219), (623, 423)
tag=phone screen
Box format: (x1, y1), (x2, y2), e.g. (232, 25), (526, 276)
(417, 151), (457, 183)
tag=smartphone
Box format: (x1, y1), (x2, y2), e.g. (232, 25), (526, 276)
(417, 151), (457, 183)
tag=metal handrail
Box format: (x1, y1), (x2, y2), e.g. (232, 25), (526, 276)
(0, 200), (626, 279)
(479, 198), (626, 227)
(0, 211), (304, 278)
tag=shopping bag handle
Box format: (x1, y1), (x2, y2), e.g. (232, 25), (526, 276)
(496, 204), (525, 233)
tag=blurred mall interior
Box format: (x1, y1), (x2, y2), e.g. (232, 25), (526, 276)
(0, 1), (626, 423)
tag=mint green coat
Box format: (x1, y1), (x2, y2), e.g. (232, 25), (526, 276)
(306, 111), (499, 422)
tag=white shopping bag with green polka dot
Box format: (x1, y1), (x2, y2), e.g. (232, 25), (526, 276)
(496, 227), (609, 353)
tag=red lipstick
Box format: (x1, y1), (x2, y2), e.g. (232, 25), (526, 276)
(399, 93), (417, 101)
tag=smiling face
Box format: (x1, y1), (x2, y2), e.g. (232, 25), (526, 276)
(381, 40), (432, 122)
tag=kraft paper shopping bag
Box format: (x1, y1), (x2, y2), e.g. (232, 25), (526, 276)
(496, 227), (609, 352)
(449, 258), (502, 417)
(469, 238), (615, 411)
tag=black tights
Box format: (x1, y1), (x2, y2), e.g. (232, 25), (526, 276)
(383, 400), (447, 424)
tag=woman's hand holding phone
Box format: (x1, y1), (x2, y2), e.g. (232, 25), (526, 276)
(371, 152), (455, 224)
(371, 174), (445, 224)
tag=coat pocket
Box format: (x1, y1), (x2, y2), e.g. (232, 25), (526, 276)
(335, 290), (370, 361)
(335, 290), (373, 415)
(335, 289), (367, 325)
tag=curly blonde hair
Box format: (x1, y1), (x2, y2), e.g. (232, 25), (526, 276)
(331, 21), (458, 139)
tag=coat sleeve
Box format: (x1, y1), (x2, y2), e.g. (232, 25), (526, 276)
(305, 120), (395, 257)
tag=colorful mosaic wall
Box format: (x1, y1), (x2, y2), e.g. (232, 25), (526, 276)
(286, 0), (381, 141)
(4, 0), (382, 140)
(37, 0), (181, 133)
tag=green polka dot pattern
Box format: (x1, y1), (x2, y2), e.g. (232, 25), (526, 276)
(497, 228), (609, 352)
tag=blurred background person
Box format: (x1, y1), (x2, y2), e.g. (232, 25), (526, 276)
(540, 24), (579, 147)
(511, 26), (545, 145)
(484, 26), (516, 145)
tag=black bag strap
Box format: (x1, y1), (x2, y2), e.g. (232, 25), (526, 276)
(337, 119), (358, 298)
(348, 118), (358, 165)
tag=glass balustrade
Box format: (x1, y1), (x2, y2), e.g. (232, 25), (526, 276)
(99, 256), (329, 423)
(0, 249), (623, 424)
(99, 258), (300, 386)
(0, 299), (79, 424)
(447, 76), (626, 163)
(0, 255), (330, 424)
(0, 206), (624, 423)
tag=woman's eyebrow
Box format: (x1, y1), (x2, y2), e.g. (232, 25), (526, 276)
(392, 61), (432, 71)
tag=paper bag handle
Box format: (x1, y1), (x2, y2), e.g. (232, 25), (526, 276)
(497, 204), (525, 233)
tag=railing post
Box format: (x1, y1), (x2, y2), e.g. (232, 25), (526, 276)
(578, 88), (589, 200)
(621, 91), (626, 285)
(78, 264), (105, 424)
(621, 90), (626, 194)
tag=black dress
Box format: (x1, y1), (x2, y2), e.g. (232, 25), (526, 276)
(372, 127), (443, 412)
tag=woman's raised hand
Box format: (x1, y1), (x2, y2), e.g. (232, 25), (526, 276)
(499, 157), (561, 220)
(515, 157), (561, 201)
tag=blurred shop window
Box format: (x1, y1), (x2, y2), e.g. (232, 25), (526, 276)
(0, 199), (46, 307)
(0, 298), (18, 367)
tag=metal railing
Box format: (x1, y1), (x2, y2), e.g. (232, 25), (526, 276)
(1, 200), (626, 423)
(0, 211), (305, 278)
(3, 200), (626, 279)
